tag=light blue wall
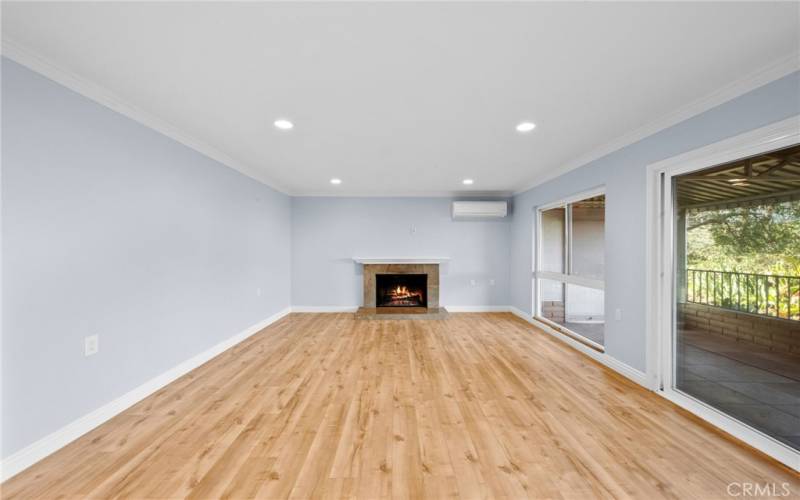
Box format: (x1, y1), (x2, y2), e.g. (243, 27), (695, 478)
(4, 53), (799, 462)
(291, 197), (510, 307)
(510, 71), (800, 372)
(1, 59), (292, 458)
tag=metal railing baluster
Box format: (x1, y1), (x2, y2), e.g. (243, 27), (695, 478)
(685, 269), (799, 321)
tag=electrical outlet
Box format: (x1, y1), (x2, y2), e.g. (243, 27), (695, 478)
(614, 308), (622, 321)
(256, 287), (262, 297)
(84, 335), (99, 357)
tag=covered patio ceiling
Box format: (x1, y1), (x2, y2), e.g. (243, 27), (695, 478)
(676, 144), (800, 210)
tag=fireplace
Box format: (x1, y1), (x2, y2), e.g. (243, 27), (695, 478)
(355, 261), (446, 319)
(376, 274), (427, 307)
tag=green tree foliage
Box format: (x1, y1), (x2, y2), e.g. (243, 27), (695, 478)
(686, 199), (800, 276)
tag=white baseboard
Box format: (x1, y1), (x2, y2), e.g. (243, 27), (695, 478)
(1, 305), (650, 482)
(444, 305), (510, 312)
(0, 307), (292, 482)
(509, 308), (798, 470)
(290, 305), (359, 313)
(508, 307), (649, 388)
(601, 353), (650, 389)
(290, 305), (510, 313)
(660, 389), (800, 472)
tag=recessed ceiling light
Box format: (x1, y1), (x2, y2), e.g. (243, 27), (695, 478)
(330, 178), (342, 185)
(462, 179), (474, 185)
(516, 121), (536, 133)
(274, 119), (294, 130)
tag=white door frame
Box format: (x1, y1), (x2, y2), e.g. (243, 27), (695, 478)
(645, 115), (800, 471)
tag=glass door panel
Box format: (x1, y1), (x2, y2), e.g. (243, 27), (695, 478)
(536, 194), (606, 348)
(540, 207), (565, 274)
(570, 196), (605, 280)
(672, 144), (800, 452)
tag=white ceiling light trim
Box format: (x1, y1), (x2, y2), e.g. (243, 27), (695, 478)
(273, 119), (293, 130)
(512, 52), (800, 195)
(0, 37), (292, 194)
(516, 122), (536, 133)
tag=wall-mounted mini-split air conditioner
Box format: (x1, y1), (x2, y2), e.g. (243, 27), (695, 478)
(451, 201), (508, 219)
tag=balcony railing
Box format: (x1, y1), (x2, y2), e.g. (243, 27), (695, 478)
(686, 269), (800, 321)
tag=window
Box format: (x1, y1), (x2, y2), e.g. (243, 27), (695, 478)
(535, 192), (605, 348)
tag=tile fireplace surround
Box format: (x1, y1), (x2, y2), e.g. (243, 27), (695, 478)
(353, 258), (449, 319)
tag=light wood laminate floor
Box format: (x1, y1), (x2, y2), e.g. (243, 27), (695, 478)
(3, 313), (799, 499)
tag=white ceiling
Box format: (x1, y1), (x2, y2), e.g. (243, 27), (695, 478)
(3, 2), (799, 196)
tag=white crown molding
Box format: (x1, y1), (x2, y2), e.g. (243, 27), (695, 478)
(1, 38), (292, 195)
(0, 38), (509, 200)
(293, 190), (514, 198)
(3, 38), (796, 199)
(513, 52), (800, 196)
(0, 307), (292, 482)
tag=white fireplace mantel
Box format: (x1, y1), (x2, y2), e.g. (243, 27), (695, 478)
(353, 257), (450, 264)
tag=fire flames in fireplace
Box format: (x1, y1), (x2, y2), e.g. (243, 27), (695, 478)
(388, 285), (420, 303)
(376, 274), (427, 307)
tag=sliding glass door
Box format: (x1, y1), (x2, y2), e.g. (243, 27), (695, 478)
(535, 192), (605, 348)
(671, 144), (800, 455)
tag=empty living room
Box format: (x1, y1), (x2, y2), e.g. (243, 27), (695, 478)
(2, 1), (800, 498)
